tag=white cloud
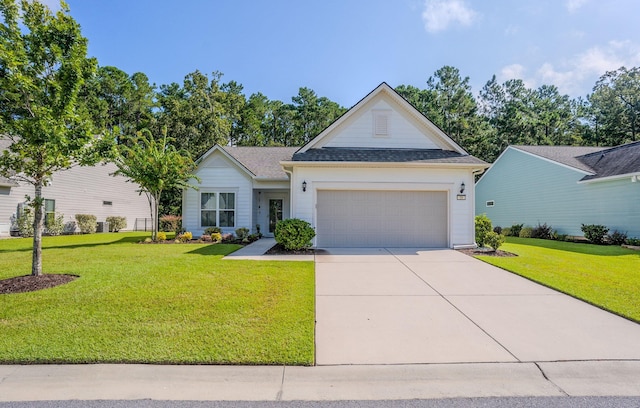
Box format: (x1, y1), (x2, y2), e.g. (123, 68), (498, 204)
(421, 0), (478, 33)
(500, 40), (640, 96)
(566, 0), (588, 13)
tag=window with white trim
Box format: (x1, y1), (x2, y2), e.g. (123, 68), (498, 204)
(201, 192), (236, 228)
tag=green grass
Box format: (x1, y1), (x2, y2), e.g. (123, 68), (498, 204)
(476, 237), (640, 323)
(0, 233), (315, 365)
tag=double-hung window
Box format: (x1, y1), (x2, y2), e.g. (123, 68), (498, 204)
(44, 199), (55, 227)
(201, 192), (235, 228)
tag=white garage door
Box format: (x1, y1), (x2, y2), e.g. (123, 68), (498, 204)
(316, 190), (448, 248)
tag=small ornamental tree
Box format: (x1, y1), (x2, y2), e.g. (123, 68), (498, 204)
(475, 214), (493, 248)
(0, 0), (100, 276)
(112, 128), (198, 241)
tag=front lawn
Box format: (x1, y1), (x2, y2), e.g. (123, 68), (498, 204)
(0, 233), (315, 365)
(476, 237), (640, 323)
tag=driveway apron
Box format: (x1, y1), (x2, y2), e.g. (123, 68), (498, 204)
(315, 248), (640, 365)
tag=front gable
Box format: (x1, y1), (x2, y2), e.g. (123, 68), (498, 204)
(297, 82), (467, 154)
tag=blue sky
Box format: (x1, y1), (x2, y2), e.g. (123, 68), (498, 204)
(47, 0), (640, 107)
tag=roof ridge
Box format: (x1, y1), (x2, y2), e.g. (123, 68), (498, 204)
(578, 140), (640, 158)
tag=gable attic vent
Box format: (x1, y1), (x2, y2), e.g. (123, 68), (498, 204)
(373, 110), (390, 137)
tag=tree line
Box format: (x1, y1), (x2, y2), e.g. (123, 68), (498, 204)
(79, 63), (640, 166)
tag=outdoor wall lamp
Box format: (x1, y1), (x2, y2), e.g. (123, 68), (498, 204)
(302, 180), (307, 192)
(460, 182), (466, 194)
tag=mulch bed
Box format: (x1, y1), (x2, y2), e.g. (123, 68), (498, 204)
(0, 274), (78, 295)
(265, 243), (315, 255)
(457, 248), (517, 257)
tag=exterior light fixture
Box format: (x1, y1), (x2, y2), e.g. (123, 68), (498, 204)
(460, 182), (465, 194)
(302, 180), (307, 192)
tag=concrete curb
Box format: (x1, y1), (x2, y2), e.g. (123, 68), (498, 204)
(1, 361), (639, 401)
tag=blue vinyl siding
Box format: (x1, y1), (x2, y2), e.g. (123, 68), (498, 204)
(476, 147), (640, 238)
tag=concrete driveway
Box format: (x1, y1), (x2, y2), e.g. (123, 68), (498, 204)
(315, 248), (640, 365)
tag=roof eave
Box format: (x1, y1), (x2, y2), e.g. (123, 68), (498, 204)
(578, 171), (640, 184)
(280, 160), (489, 170)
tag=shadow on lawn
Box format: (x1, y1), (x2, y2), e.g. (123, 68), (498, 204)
(187, 244), (241, 256)
(0, 235), (143, 253)
(512, 237), (640, 257)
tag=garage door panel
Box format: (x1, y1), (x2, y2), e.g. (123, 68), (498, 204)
(316, 190), (448, 248)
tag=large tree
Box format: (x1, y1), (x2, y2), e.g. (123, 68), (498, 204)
(112, 128), (198, 241)
(0, 0), (99, 276)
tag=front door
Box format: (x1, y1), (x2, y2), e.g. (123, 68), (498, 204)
(269, 199), (283, 234)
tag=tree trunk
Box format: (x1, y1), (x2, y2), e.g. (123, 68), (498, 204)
(31, 181), (44, 276)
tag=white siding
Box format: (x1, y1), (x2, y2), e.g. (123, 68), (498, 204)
(321, 97), (442, 150)
(183, 151), (253, 237)
(290, 165), (476, 248)
(0, 163), (149, 234)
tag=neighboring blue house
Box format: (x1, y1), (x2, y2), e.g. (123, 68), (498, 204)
(475, 142), (640, 238)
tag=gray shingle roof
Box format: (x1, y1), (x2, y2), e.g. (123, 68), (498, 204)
(222, 146), (297, 179)
(513, 145), (606, 173)
(292, 147), (488, 165)
(513, 143), (640, 180)
(578, 141), (640, 180)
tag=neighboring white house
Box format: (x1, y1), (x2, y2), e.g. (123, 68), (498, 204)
(475, 143), (640, 238)
(0, 139), (151, 236)
(183, 83), (489, 248)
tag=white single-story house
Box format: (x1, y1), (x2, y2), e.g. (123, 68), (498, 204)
(183, 83), (489, 248)
(0, 139), (150, 236)
(475, 143), (640, 238)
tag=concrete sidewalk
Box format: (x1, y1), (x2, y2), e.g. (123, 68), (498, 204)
(222, 238), (313, 261)
(1, 361), (640, 401)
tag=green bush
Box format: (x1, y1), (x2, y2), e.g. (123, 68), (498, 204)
(493, 226), (502, 234)
(45, 213), (65, 236)
(16, 209), (34, 237)
(627, 237), (640, 246)
(509, 223), (524, 237)
(531, 222), (553, 240)
(235, 227), (250, 241)
(501, 227), (511, 237)
(581, 224), (608, 245)
(75, 214), (97, 234)
(607, 230), (627, 246)
(475, 214), (493, 247)
(519, 226), (533, 238)
(204, 226), (222, 235)
(106, 216), (127, 232)
(274, 218), (315, 250)
(485, 231), (505, 251)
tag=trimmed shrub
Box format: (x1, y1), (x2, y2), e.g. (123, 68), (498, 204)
(493, 226), (502, 234)
(235, 227), (250, 241)
(75, 214), (97, 234)
(519, 227), (533, 238)
(211, 232), (222, 243)
(531, 222), (553, 240)
(581, 224), (608, 245)
(607, 230), (628, 246)
(627, 237), (640, 246)
(157, 231), (167, 242)
(509, 223), (524, 237)
(485, 231), (505, 251)
(501, 227), (511, 237)
(159, 215), (182, 232)
(221, 233), (234, 242)
(16, 209), (34, 237)
(475, 214), (493, 247)
(177, 231), (193, 242)
(45, 213), (65, 236)
(204, 226), (222, 235)
(106, 216), (127, 232)
(275, 218), (316, 250)
(200, 234), (212, 242)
